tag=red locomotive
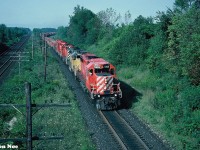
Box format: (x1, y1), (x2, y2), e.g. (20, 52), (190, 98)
(45, 37), (56, 47)
(43, 33), (122, 110)
(78, 52), (122, 110)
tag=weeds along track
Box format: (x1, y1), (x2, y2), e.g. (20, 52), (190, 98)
(99, 110), (149, 150)
(0, 35), (30, 81)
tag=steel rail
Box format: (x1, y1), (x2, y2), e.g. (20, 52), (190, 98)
(99, 110), (150, 150)
(0, 58), (11, 69)
(0, 48), (11, 57)
(0, 61), (12, 76)
(98, 110), (128, 150)
(0, 35), (30, 78)
(114, 111), (150, 150)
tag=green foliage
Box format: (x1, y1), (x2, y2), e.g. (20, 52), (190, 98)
(166, 6), (200, 85)
(146, 32), (166, 72)
(32, 28), (56, 39)
(85, 17), (101, 44)
(174, 0), (196, 12)
(0, 24), (7, 43)
(146, 11), (172, 73)
(55, 26), (68, 41)
(32, 28), (42, 37)
(181, 86), (200, 112)
(97, 8), (121, 26)
(0, 24), (30, 49)
(96, 8), (121, 40)
(65, 5), (100, 47)
(99, 16), (155, 66)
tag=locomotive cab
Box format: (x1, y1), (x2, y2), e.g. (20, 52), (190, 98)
(79, 53), (122, 110)
(85, 60), (122, 110)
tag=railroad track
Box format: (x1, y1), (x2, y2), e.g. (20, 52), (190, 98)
(0, 38), (25, 58)
(0, 58), (13, 77)
(99, 110), (150, 150)
(0, 35), (30, 80)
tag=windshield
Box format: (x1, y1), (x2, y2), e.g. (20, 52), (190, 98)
(95, 68), (109, 73)
(96, 73), (111, 76)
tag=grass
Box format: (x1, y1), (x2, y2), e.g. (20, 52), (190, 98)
(116, 66), (200, 150)
(0, 37), (95, 149)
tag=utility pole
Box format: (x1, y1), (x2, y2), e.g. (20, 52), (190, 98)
(10, 52), (29, 76)
(44, 40), (47, 82)
(25, 82), (32, 150)
(19, 53), (21, 75)
(32, 35), (34, 59)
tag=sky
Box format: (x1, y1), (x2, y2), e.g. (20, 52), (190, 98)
(0, 0), (175, 30)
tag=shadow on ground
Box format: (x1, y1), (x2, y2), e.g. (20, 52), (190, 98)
(119, 80), (142, 109)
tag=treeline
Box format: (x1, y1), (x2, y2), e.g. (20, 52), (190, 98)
(32, 28), (57, 47)
(32, 28), (57, 37)
(56, 0), (200, 149)
(0, 24), (30, 52)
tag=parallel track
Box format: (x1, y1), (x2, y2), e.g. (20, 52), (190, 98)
(0, 58), (12, 76)
(0, 35), (30, 80)
(99, 110), (150, 150)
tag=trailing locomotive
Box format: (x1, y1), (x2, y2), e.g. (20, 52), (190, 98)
(44, 34), (122, 110)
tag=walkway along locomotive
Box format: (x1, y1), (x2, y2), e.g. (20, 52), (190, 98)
(44, 35), (122, 110)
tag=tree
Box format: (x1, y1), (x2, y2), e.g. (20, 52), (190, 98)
(67, 5), (100, 46)
(0, 24), (7, 43)
(124, 11), (132, 25)
(0, 24), (29, 50)
(108, 15), (155, 66)
(146, 11), (173, 72)
(97, 8), (121, 26)
(56, 26), (67, 41)
(96, 8), (121, 41)
(174, 0), (196, 12)
(167, 6), (200, 85)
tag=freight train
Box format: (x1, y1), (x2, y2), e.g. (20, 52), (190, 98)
(43, 34), (122, 110)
